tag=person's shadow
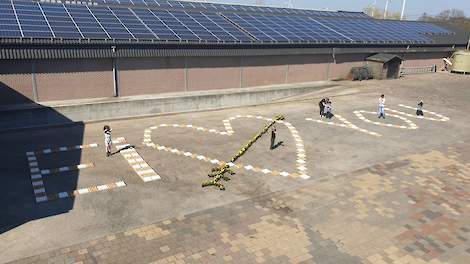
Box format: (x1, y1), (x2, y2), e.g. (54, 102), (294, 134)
(271, 141), (284, 150)
(110, 145), (136, 156)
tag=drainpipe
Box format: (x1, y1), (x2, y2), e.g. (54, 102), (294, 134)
(31, 60), (38, 102)
(467, 34), (470, 50)
(111, 46), (119, 97)
(184, 57), (188, 92)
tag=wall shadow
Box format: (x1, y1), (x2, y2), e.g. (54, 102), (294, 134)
(0, 78), (83, 234)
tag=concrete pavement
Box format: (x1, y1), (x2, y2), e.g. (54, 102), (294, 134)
(0, 73), (469, 263)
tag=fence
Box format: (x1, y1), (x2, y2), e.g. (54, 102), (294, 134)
(400, 65), (437, 76)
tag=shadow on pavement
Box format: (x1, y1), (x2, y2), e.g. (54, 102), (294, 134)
(0, 81), (84, 234)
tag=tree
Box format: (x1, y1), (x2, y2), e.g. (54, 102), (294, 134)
(418, 9), (470, 32)
(363, 6), (404, 20)
(436, 9), (465, 20)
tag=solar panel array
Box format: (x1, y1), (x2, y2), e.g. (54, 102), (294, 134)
(87, 0), (371, 18)
(0, 0), (454, 45)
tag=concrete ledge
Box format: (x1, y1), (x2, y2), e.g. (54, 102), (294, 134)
(0, 81), (333, 132)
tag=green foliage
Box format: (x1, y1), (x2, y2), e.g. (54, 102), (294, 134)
(202, 115), (285, 190)
(363, 6), (403, 20)
(419, 9), (470, 32)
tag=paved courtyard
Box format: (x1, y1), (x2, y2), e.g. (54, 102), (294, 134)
(0, 73), (469, 264)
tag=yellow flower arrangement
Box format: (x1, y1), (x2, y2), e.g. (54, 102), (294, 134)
(202, 115), (285, 190)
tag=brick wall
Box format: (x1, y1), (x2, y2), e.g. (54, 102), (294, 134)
(118, 57), (185, 96)
(0, 52), (453, 105)
(34, 59), (114, 102)
(0, 60), (35, 105)
(402, 52), (450, 70)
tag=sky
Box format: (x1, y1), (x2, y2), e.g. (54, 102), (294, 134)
(207, 0), (470, 20)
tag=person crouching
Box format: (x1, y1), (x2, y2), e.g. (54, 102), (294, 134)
(416, 101), (424, 116)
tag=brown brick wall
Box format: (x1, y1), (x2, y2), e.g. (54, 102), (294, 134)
(284, 55), (331, 83)
(1, 52), (454, 105)
(329, 54), (368, 80)
(35, 59), (114, 102)
(0, 60), (35, 105)
(118, 57), (185, 96)
(187, 57), (241, 91)
(402, 52), (450, 70)
(241, 56), (288, 87)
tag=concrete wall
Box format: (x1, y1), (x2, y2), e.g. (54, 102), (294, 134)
(0, 51), (450, 106)
(0, 81), (334, 131)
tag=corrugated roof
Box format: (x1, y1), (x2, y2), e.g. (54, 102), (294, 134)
(0, 45), (459, 60)
(366, 53), (404, 63)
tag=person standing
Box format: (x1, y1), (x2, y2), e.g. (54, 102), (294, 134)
(318, 98), (326, 118)
(416, 101), (424, 116)
(104, 125), (112, 157)
(324, 99), (334, 119)
(378, 94), (386, 119)
(270, 125), (277, 150)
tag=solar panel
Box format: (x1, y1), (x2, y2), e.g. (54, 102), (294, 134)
(83, 0), (371, 18)
(131, 9), (253, 42)
(198, 12), (252, 42)
(312, 17), (432, 44)
(66, 5), (109, 39)
(0, 1), (22, 37)
(41, 3), (83, 39)
(88, 6), (133, 39)
(110, 7), (156, 39)
(223, 13), (350, 43)
(131, 8), (180, 41)
(384, 20), (451, 35)
(13, 1), (54, 38)
(0, 0), (453, 44)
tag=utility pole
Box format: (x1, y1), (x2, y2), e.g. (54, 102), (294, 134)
(287, 0), (294, 8)
(255, 0), (264, 6)
(467, 34), (470, 50)
(400, 0), (407, 20)
(371, 0), (377, 17)
(384, 0), (390, 19)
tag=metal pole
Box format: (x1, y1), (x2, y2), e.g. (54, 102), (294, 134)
(184, 57), (188, 92)
(112, 59), (119, 97)
(371, 0), (377, 17)
(467, 34), (470, 50)
(400, 0), (407, 20)
(31, 60), (38, 102)
(239, 57), (243, 88)
(111, 46), (119, 97)
(384, 0), (389, 19)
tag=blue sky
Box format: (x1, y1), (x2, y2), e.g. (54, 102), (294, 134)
(208, 0), (470, 20)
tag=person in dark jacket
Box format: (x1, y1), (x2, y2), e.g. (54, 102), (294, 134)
(319, 98), (327, 117)
(416, 101), (424, 116)
(270, 125), (277, 150)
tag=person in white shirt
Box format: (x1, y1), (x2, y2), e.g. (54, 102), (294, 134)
(104, 125), (112, 157)
(378, 94), (386, 119)
(324, 99), (334, 119)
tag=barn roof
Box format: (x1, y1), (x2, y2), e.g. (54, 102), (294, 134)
(366, 53), (404, 63)
(0, 0), (467, 47)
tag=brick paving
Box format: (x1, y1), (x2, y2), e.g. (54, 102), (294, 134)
(9, 142), (470, 264)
